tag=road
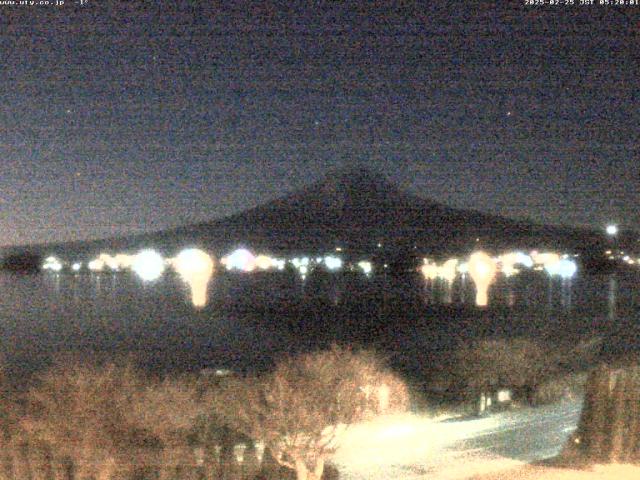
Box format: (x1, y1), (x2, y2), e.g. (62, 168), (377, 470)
(333, 398), (583, 479)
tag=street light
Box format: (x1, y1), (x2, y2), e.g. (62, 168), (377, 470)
(606, 224), (618, 236)
(468, 251), (497, 307)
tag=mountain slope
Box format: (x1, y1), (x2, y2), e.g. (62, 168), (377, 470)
(2, 167), (609, 260)
(166, 166), (604, 257)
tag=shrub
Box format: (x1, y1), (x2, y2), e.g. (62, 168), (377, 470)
(532, 372), (586, 406)
(21, 361), (209, 479)
(453, 338), (551, 399)
(21, 361), (149, 479)
(214, 345), (409, 480)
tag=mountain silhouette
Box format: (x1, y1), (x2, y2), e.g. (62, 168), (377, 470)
(160, 166), (605, 258)
(2, 166), (610, 262)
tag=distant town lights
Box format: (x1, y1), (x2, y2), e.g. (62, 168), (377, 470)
(467, 251), (497, 307)
(254, 254), (274, 270)
(324, 256), (343, 271)
(224, 248), (256, 272)
(171, 248), (214, 308)
(42, 256), (63, 272)
(88, 258), (105, 272)
(545, 258), (577, 279)
(132, 249), (165, 282)
(606, 224), (619, 236)
(357, 260), (373, 275)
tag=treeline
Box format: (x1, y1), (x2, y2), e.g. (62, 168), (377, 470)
(0, 252), (42, 273)
(0, 346), (409, 480)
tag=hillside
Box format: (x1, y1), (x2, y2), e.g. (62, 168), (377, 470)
(0, 167), (612, 262)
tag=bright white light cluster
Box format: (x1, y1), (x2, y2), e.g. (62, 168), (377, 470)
(290, 256), (311, 278)
(42, 256), (63, 272)
(85, 253), (135, 273)
(221, 249), (286, 273)
(88, 258), (105, 272)
(131, 249), (165, 281)
(420, 258), (458, 282)
(498, 251), (533, 277)
(323, 255), (343, 271)
(544, 258), (577, 279)
(357, 260), (373, 275)
(419, 248), (579, 307)
(222, 248), (256, 272)
(169, 248), (215, 308)
(468, 251), (497, 307)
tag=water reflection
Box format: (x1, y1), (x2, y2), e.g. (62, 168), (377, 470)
(608, 275), (618, 321)
(561, 278), (573, 309)
(170, 249), (215, 309)
(0, 268), (638, 382)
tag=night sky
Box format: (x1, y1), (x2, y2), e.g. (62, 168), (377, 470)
(1, 2), (638, 247)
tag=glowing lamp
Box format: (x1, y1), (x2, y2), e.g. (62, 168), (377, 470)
(606, 224), (618, 236)
(132, 249), (165, 282)
(532, 252), (561, 267)
(298, 265), (308, 280)
(514, 252), (534, 268)
(439, 258), (458, 282)
(420, 261), (439, 281)
(114, 253), (133, 269)
(468, 251), (497, 307)
(171, 248), (214, 308)
(545, 258), (577, 279)
(88, 258), (105, 272)
(254, 254), (273, 270)
(98, 253), (121, 271)
(71, 262), (81, 272)
(498, 252), (523, 277)
(324, 256), (343, 271)
(224, 248), (256, 272)
(357, 260), (373, 275)
(43, 256), (63, 272)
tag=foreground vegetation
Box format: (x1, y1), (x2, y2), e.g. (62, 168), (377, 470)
(0, 346), (409, 480)
(0, 333), (608, 480)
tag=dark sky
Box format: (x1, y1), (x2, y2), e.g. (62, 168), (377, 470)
(1, 2), (638, 247)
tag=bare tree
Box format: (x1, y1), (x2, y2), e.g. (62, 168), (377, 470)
(214, 346), (409, 480)
(454, 337), (553, 407)
(126, 374), (209, 478)
(21, 361), (150, 480)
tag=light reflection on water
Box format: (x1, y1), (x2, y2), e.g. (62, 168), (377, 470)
(0, 270), (638, 380)
(418, 271), (631, 323)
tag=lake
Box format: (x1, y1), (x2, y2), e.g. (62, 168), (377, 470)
(1, 268), (639, 384)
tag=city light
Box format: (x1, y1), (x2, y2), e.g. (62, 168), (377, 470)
(42, 256), (63, 272)
(98, 253), (120, 271)
(171, 248), (215, 308)
(467, 251), (497, 307)
(439, 259), (458, 283)
(606, 224), (619, 236)
(114, 253), (134, 269)
(88, 258), (105, 272)
(357, 260), (373, 275)
(223, 248), (256, 272)
(545, 258), (577, 279)
(131, 249), (165, 282)
(420, 259), (439, 281)
(324, 255), (343, 271)
(254, 254), (274, 270)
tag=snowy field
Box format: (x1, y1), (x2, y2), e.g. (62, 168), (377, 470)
(333, 399), (582, 479)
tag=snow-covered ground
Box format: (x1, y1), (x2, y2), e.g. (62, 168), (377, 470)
(333, 399), (583, 479)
